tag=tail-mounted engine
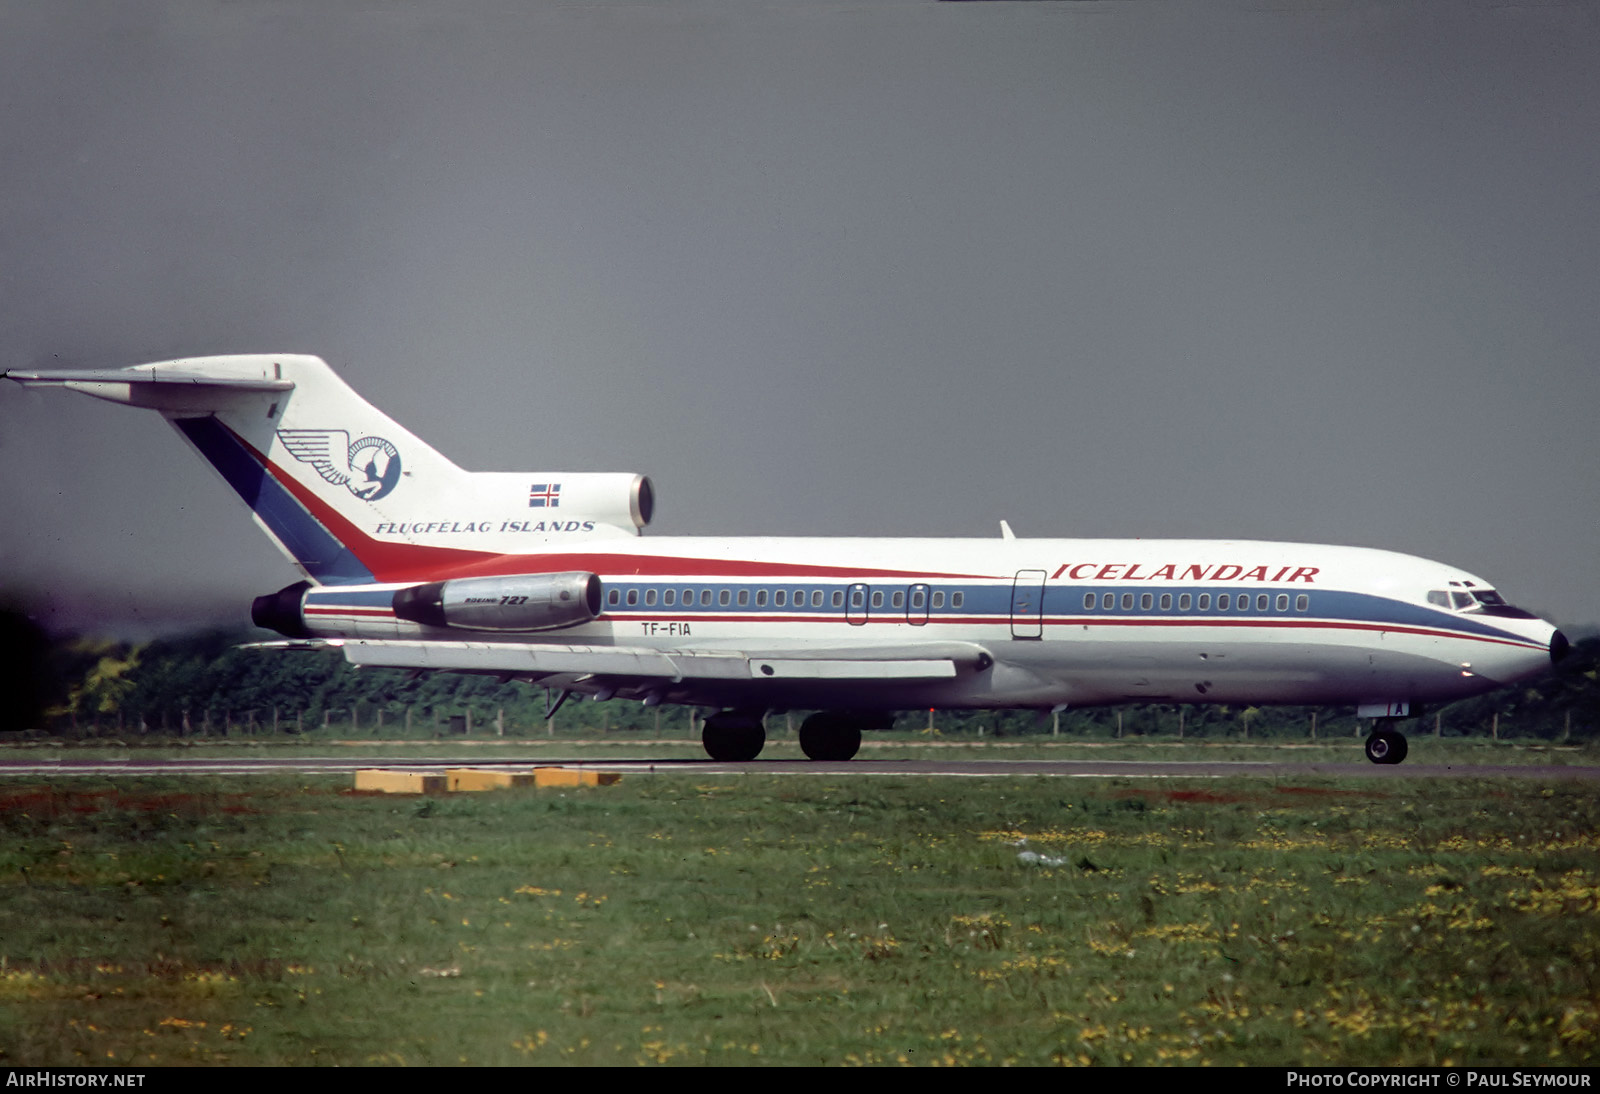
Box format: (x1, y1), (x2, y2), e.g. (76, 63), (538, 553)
(252, 580), (314, 638)
(488, 472), (655, 534)
(392, 572), (603, 632)
(252, 572), (606, 639)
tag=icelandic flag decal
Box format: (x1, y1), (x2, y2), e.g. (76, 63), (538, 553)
(529, 482), (561, 508)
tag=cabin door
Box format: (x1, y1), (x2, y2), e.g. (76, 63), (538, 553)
(1010, 569), (1047, 639)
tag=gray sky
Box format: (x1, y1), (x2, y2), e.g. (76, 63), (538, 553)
(1, 0), (1597, 635)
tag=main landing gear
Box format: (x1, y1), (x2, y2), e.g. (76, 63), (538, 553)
(699, 710), (893, 762)
(701, 710), (766, 762)
(1364, 719), (1409, 765)
(798, 712), (863, 762)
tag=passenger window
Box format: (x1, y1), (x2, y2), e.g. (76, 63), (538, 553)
(663, 589), (675, 606)
(892, 591), (904, 609)
(702, 589), (712, 606)
(1275, 594), (1288, 611)
(1217, 593), (1230, 611)
(871, 591), (884, 609)
(952, 592), (964, 608)
(607, 589), (620, 606)
(1102, 592), (1113, 610)
(1140, 593), (1153, 610)
(645, 589), (657, 606)
(911, 588), (926, 609)
(1296, 594), (1308, 611)
(627, 589), (639, 607)
(1083, 592), (1096, 610)
(1121, 593), (1134, 610)
(1256, 594), (1268, 611)
(1179, 593), (1191, 611)
(719, 589), (731, 606)
(738, 590), (749, 607)
(812, 590), (823, 608)
(756, 590), (767, 607)
(1238, 596), (1250, 612)
(774, 590), (786, 607)
(1160, 593), (1172, 611)
(932, 591), (944, 608)
(833, 590), (845, 608)
(1197, 593), (1210, 611)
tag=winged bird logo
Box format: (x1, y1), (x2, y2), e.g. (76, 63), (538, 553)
(277, 429), (402, 501)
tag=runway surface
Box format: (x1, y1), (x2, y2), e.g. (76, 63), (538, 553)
(2, 756), (1597, 780)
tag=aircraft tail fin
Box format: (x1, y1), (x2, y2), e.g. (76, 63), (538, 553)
(7, 355), (653, 584)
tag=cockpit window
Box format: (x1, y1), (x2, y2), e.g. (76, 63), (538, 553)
(1469, 589), (1537, 617)
(1433, 584), (1536, 618)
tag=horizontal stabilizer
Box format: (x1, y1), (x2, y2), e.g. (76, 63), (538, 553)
(5, 367), (293, 390)
(4, 360), (293, 414)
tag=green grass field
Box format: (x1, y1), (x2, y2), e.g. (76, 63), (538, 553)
(2, 760), (1598, 1066)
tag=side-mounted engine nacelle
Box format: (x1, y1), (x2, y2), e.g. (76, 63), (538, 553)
(391, 572), (603, 632)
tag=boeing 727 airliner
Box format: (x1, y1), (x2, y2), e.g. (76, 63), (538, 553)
(5, 355), (1569, 764)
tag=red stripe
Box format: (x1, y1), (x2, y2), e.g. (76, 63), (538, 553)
(230, 427), (499, 581)
(300, 601), (1542, 655)
(231, 425), (992, 584)
(603, 612), (1544, 651)
(449, 555), (990, 582)
(1043, 615), (1546, 650)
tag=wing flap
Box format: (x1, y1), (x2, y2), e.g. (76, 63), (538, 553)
(748, 658), (956, 680)
(301, 638), (989, 684)
(335, 640), (742, 681)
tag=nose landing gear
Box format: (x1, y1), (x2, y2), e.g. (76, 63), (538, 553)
(1364, 720), (1409, 765)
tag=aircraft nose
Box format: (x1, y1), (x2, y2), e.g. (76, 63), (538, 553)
(1551, 629), (1570, 665)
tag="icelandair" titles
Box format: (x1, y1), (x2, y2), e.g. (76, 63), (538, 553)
(1051, 562), (1320, 583)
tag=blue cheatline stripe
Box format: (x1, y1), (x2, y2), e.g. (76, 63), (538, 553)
(1048, 585), (1532, 645)
(594, 578), (1536, 647)
(174, 417), (374, 585)
(306, 587), (396, 607)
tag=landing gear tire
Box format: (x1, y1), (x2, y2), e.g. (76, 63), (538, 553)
(1365, 723), (1409, 765)
(799, 713), (863, 762)
(702, 711), (766, 762)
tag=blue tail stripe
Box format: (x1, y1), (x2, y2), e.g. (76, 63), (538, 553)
(175, 417), (374, 584)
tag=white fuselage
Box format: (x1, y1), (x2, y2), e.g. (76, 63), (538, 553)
(296, 535), (1559, 713)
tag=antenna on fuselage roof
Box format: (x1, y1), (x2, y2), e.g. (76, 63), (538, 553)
(999, 520), (1016, 540)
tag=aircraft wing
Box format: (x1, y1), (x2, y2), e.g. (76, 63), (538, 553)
(255, 638), (991, 684)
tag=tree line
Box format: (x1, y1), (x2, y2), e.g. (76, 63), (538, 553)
(4, 608), (1596, 743)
